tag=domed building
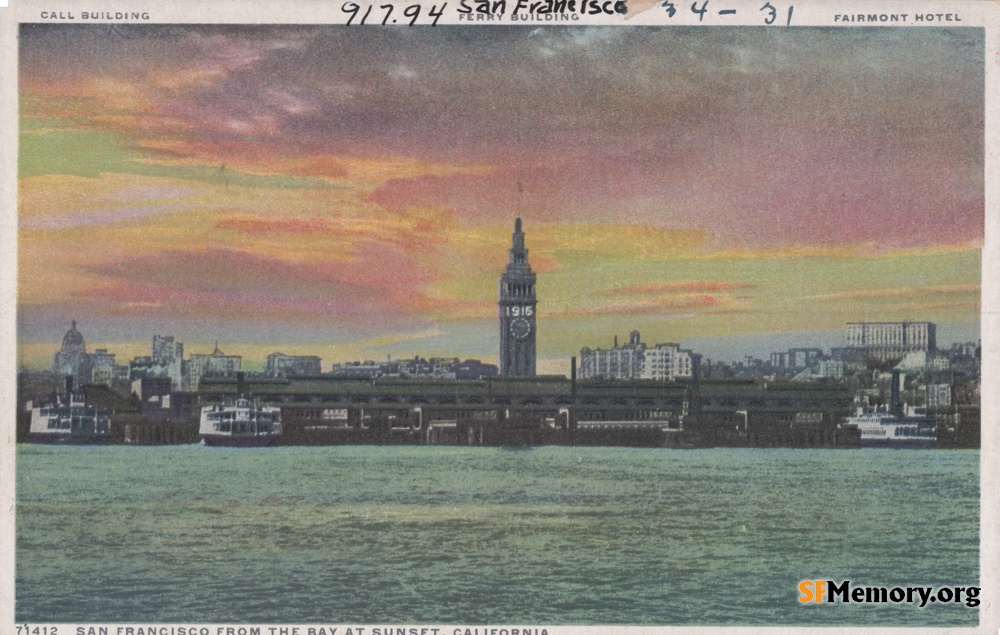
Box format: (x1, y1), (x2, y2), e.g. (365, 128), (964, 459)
(52, 321), (116, 388)
(53, 320), (87, 380)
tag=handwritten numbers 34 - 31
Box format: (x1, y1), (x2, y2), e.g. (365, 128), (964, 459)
(661, 0), (794, 24)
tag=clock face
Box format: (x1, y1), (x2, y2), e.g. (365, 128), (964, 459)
(510, 317), (532, 341)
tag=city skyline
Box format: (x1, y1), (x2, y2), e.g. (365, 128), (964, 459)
(34, 317), (978, 380)
(18, 25), (983, 371)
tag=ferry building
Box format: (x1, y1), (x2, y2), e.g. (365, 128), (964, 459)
(498, 218), (537, 377)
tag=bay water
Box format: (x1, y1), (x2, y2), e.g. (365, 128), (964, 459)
(15, 445), (979, 626)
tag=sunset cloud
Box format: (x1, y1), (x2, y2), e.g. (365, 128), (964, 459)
(602, 281), (757, 296)
(544, 294), (733, 318)
(73, 247), (445, 329)
(16, 25), (984, 366)
(215, 217), (339, 235)
(888, 300), (981, 312)
(808, 284), (980, 301)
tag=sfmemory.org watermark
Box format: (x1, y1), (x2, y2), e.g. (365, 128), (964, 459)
(798, 580), (980, 608)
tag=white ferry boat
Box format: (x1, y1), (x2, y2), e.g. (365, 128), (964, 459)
(28, 393), (112, 444)
(847, 405), (936, 449)
(199, 398), (282, 447)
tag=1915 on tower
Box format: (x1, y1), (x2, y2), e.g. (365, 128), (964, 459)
(498, 218), (537, 376)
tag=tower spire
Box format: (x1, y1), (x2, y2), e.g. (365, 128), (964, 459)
(507, 218), (528, 268)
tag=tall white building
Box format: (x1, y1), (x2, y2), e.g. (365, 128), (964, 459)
(643, 343), (696, 380)
(580, 331), (699, 381)
(846, 321), (936, 360)
(580, 331), (644, 380)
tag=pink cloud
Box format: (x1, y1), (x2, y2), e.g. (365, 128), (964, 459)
(77, 247), (445, 327)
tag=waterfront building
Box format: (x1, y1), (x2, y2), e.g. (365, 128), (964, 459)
(951, 341), (981, 359)
(930, 355), (951, 371)
(265, 352), (322, 377)
(927, 383), (952, 407)
(790, 348), (823, 368)
(895, 350), (930, 371)
(410, 357), (460, 379)
(454, 359), (500, 380)
(643, 342), (697, 380)
(91, 367), (114, 386)
(328, 356), (498, 380)
(87, 349), (116, 385)
(151, 335), (184, 389)
(128, 356), (173, 385)
(498, 218), (537, 377)
(816, 359), (845, 379)
(580, 330), (699, 381)
(580, 331), (645, 380)
(132, 376), (173, 413)
(200, 373), (856, 448)
(328, 361), (387, 379)
(112, 364), (130, 388)
(792, 359), (845, 381)
(846, 321), (936, 360)
(770, 348), (823, 369)
(90, 362), (130, 388)
(183, 343), (242, 391)
(829, 347), (869, 372)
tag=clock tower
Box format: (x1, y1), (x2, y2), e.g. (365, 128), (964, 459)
(499, 218), (537, 377)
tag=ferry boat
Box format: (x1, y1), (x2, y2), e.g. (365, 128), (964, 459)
(846, 405), (936, 449)
(199, 398), (282, 447)
(28, 392), (113, 444)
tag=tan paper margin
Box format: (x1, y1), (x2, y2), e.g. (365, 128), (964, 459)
(0, 1), (997, 634)
(2, 3), (19, 634)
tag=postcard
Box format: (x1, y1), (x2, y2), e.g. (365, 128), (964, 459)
(1, 0), (997, 633)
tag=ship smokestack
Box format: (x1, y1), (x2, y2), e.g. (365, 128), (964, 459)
(890, 369), (902, 416)
(236, 371), (247, 397)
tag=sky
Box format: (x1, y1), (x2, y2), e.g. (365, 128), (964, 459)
(17, 25), (984, 370)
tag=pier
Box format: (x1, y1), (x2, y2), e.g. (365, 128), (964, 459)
(196, 374), (862, 448)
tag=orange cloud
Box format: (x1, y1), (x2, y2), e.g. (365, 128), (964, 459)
(216, 217), (338, 235)
(891, 300), (981, 312)
(281, 155), (350, 180)
(808, 284), (980, 301)
(602, 280), (756, 296)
